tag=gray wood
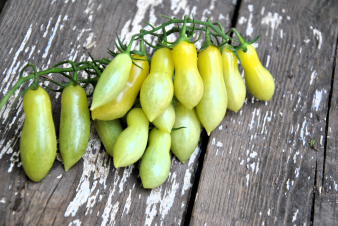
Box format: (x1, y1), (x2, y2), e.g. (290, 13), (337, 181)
(313, 32), (338, 225)
(190, 0), (338, 225)
(0, 0), (238, 225)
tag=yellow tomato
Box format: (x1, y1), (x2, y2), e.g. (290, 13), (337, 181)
(172, 41), (203, 109)
(92, 54), (149, 120)
(196, 45), (227, 135)
(140, 48), (174, 122)
(221, 47), (246, 112)
(237, 45), (275, 101)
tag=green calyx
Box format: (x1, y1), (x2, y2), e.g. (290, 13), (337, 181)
(231, 28), (262, 53)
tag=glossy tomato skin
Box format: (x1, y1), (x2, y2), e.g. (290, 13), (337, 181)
(113, 108), (149, 168)
(237, 45), (275, 101)
(59, 85), (90, 172)
(91, 53), (132, 110)
(221, 47), (246, 112)
(92, 54), (149, 120)
(140, 128), (171, 189)
(152, 103), (175, 133)
(140, 48), (174, 122)
(94, 119), (123, 157)
(171, 102), (200, 163)
(172, 41), (203, 110)
(20, 87), (57, 182)
(196, 45), (227, 136)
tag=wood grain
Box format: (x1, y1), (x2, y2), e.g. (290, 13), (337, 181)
(313, 34), (338, 225)
(0, 0), (238, 225)
(190, 0), (338, 225)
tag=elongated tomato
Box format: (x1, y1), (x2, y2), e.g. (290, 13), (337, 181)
(92, 54), (149, 120)
(20, 87), (57, 182)
(59, 85), (90, 172)
(196, 45), (227, 135)
(91, 53), (132, 110)
(172, 41), (203, 110)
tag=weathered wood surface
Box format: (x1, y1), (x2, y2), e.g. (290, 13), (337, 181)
(0, 0), (240, 226)
(313, 32), (338, 224)
(191, 0), (338, 225)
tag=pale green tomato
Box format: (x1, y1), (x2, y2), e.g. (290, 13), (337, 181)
(91, 53), (132, 110)
(140, 128), (171, 189)
(140, 48), (174, 122)
(94, 119), (123, 157)
(59, 85), (90, 172)
(221, 47), (246, 112)
(152, 104), (175, 133)
(171, 102), (200, 163)
(20, 87), (57, 182)
(113, 108), (149, 168)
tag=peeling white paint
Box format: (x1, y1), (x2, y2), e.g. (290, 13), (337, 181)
(249, 108), (257, 130)
(295, 167), (300, 178)
(65, 123), (111, 217)
(261, 12), (283, 45)
(1, 24), (33, 94)
(310, 70), (317, 85)
(119, 165), (134, 193)
(246, 5), (254, 36)
(246, 174), (250, 187)
(292, 209), (299, 223)
(266, 55), (270, 68)
(312, 89), (323, 111)
(122, 184), (135, 217)
(0, 198), (5, 204)
(43, 15), (62, 58)
(310, 26), (322, 49)
(68, 219), (82, 226)
(249, 151), (257, 158)
(181, 145), (201, 196)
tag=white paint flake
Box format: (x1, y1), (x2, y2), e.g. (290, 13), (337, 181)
(295, 167), (300, 178)
(1, 24), (33, 94)
(43, 15), (61, 58)
(68, 220), (81, 226)
(119, 165), (134, 193)
(312, 89), (323, 111)
(310, 26), (322, 49)
(0, 198), (5, 203)
(216, 141), (223, 147)
(249, 108), (257, 130)
(250, 151), (258, 158)
(310, 70), (317, 85)
(246, 5), (254, 36)
(266, 55), (270, 68)
(122, 184), (135, 217)
(261, 12), (283, 46)
(292, 209), (299, 223)
(286, 179), (290, 190)
(246, 174), (250, 187)
(238, 16), (247, 24)
(43, 18), (53, 37)
(182, 145), (201, 196)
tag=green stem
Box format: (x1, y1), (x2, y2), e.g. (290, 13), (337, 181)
(0, 60), (108, 111)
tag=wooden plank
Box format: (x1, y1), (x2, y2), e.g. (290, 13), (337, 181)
(190, 0), (338, 225)
(0, 0), (238, 225)
(313, 36), (338, 224)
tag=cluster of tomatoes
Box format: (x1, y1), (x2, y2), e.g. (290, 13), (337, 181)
(14, 17), (275, 189)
